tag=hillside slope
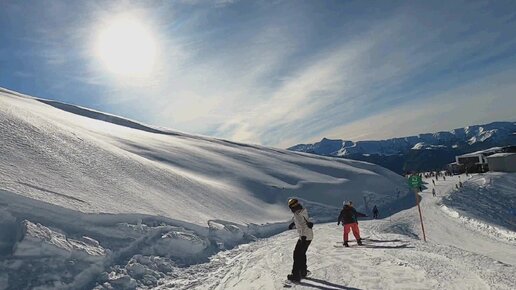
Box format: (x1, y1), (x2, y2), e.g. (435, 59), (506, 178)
(0, 87), (409, 289)
(0, 88), (406, 225)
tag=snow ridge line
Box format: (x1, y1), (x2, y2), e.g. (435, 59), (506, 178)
(439, 204), (516, 243)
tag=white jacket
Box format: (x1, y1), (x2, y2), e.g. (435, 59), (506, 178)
(292, 207), (314, 241)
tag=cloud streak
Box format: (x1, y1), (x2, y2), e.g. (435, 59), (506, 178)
(2, 0), (516, 147)
(320, 66), (516, 143)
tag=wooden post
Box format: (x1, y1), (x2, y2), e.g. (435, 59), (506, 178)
(415, 188), (427, 242)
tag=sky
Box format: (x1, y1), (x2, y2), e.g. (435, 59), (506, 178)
(1, 0), (516, 148)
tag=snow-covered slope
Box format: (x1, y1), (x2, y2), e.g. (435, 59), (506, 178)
(167, 173), (516, 290)
(440, 173), (516, 242)
(0, 88), (406, 225)
(0, 87), (409, 289)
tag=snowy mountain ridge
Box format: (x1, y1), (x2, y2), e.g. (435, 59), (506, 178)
(289, 121), (516, 157)
(288, 121), (516, 173)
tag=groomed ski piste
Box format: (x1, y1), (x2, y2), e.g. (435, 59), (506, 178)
(0, 87), (515, 289)
(153, 173), (516, 290)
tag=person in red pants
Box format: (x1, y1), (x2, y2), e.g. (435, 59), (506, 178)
(337, 201), (367, 247)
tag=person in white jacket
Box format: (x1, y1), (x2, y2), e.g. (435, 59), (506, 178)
(287, 198), (313, 282)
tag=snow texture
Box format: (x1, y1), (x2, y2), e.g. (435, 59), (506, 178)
(0, 88), (406, 289)
(1, 87), (515, 289)
(0, 88), (405, 225)
(155, 173), (516, 290)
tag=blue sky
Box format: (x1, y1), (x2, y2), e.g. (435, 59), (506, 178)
(1, 0), (516, 147)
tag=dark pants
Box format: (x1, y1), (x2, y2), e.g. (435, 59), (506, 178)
(292, 238), (311, 277)
(373, 212), (379, 219)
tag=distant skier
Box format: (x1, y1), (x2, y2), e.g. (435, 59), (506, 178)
(372, 205), (379, 219)
(432, 188), (436, 197)
(287, 198), (313, 282)
(432, 179), (435, 186)
(337, 201), (367, 247)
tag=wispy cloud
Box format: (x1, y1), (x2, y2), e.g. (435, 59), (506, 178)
(209, 2), (516, 146)
(3, 1), (516, 147)
(319, 66), (516, 143)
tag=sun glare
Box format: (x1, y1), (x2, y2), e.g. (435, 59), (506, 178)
(96, 15), (158, 78)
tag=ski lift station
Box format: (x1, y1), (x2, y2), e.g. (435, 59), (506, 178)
(486, 153), (516, 172)
(453, 146), (516, 173)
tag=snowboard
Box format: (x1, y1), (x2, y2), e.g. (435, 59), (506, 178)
(334, 241), (409, 249)
(333, 242), (362, 248)
(283, 271), (311, 287)
(283, 280), (297, 288)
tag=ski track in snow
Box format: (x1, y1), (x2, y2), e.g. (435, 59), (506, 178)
(155, 174), (516, 290)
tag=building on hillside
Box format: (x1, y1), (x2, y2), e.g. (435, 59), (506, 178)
(453, 146), (516, 173)
(446, 162), (464, 175)
(487, 153), (516, 172)
(455, 151), (491, 173)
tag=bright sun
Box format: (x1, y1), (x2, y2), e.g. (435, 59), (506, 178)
(96, 15), (158, 78)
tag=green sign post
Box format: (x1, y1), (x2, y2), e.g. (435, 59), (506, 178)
(408, 175), (422, 188)
(407, 174), (427, 242)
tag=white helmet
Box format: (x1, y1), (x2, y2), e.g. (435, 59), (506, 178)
(343, 200), (352, 206)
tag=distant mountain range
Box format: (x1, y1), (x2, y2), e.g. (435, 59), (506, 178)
(288, 121), (516, 174)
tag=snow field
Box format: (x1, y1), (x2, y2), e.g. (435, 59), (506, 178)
(0, 89), (407, 225)
(2, 88), (515, 289)
(0, 89), (409, 289)
(440, 173), (516, 243)
(159, 223), (515, 290)
(167, 173), (516, 290)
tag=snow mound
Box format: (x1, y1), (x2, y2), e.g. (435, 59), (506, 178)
(0, 189), (294, 289)
(0, 89), (406, 226)
(14, 220), (107, 260)
(440, 204), (516, 242)
(440, 173), (516, 243)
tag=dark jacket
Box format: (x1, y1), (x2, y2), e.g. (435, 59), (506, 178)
(338, 205), (367, 225)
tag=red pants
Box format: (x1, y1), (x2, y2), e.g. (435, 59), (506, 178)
(343, 223), (361, 241)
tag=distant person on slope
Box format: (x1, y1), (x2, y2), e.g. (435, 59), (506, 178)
(287, 198), (313, 282)
(432, 188), (436, 197)
(337, 201), (367, 247)
(372, 205), (379, 219)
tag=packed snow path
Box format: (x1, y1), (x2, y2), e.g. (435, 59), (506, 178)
(157, 174), (516, 290)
